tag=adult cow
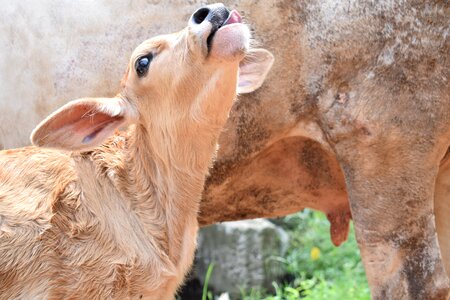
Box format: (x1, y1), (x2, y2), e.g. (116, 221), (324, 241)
(0, 1), (449, 299)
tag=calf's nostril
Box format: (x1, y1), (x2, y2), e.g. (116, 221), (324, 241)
(192, 7), (210, 24)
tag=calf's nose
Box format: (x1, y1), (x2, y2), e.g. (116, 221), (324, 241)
(192, 3), (230, 30)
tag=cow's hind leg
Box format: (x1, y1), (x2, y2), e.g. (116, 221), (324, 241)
(334, 142), (449, 299)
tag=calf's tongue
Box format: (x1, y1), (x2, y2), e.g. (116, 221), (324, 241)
(225, 10), (242, 25)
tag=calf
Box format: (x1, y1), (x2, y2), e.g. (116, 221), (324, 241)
(0, 4), (273, 299)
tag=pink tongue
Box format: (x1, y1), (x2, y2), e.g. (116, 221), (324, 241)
(225, 10), (242, 25)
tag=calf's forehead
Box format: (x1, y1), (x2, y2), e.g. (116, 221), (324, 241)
(130, 31), (185, 62)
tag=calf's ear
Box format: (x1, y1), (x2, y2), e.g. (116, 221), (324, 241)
(31, 97), (135, 151)
(237, 48), (274, 94)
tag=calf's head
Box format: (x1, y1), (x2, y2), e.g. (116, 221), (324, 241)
(31, 3), (273, 151)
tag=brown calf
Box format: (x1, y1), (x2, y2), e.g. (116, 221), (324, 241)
(0, 4), (273, 299)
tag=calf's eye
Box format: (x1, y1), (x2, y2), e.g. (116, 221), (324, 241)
(135, 54), (153, 77)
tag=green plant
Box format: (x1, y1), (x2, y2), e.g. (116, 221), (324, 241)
(202, 263), (215, 300)
(240, 210), (370, 300)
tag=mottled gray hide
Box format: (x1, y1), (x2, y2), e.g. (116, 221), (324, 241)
(0, 1), (449, 299)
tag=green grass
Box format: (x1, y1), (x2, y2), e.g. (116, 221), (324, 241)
(202, 263), (215, 300)
(239, 210), (370, 300)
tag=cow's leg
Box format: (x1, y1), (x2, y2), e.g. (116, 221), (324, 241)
(435, 156), (450, 278)
(334, 144), (449, 299)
